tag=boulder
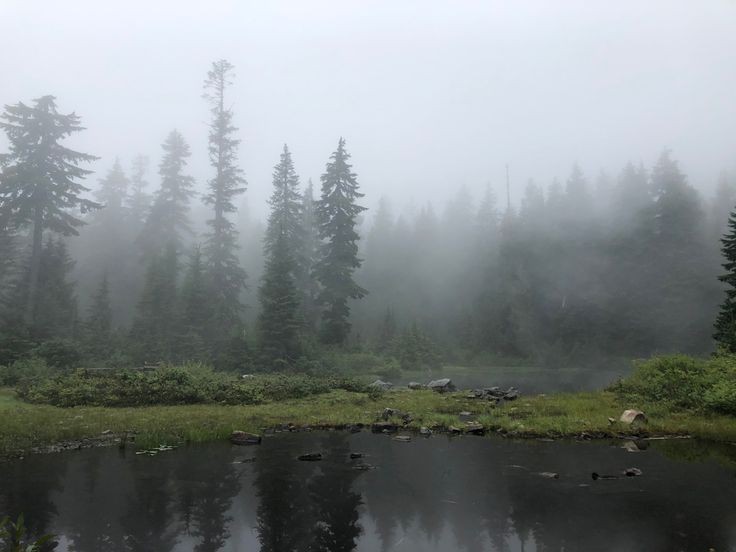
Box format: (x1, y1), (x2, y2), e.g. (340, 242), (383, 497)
(504, 388), (520, 401)
(241, 374), (256, 379)
(408, 382), (425, 390)
(381, 407), (398, 420)
(448, 425), (463, 434)
(419, 426), (433, 437)
(298, 452), (323, 461)
(427, 378), (456, 393)
(369, 379), (393, 390)
(465, 421), (485, 435)
(620, 410), (647, 425)
(230, 431), (262, 446)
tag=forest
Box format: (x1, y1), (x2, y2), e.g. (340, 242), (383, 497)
(1, 58), (735, 378)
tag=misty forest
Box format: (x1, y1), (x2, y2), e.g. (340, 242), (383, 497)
(3, 3), (736, 552)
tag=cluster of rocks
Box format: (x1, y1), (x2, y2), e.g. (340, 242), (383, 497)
(369, 377), (458, 393)
(465, 386), (519, 402)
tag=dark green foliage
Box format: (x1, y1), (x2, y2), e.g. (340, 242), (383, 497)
(140, 130), (195, 257)
(392, 323), (442, 372)
(127, 154), (152, 227)
(177, 246), (210, 362)
(33, 338), (82, 370)
(715, 207), (736, 352)
(83, 273), (112, 360)
(0, 357), (52, 387)
(613, 354), (736, 415)
(129, 243), (178, 363)
(375, 307), (397, 353)
(258, 231), (302, 368)
(18, 364), (368, 407)
(264, 145), (302, 256)
(202, 59), (247, 338)
(314, 138), (367, 344)
(297, 180), (321, 331)
(0, 514), (56, 552)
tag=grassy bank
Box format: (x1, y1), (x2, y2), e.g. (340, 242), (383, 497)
(3, 384), (736, 459)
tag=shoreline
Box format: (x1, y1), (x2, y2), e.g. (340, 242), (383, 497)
(2, 387), (734, 461)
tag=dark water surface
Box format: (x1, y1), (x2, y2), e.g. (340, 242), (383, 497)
(2, 432), (736, 551)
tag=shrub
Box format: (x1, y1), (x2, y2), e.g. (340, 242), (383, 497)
(0, 358), (53, 387)
(33, 338), (83, 369)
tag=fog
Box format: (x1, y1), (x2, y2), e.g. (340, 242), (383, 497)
(2, 0), (735, 213)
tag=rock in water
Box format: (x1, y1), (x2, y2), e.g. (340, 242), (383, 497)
(350, 452), (364, 459)
(537, 472), (560, 479)
(465, 421), (485, 435)
(623, 467), (643, 477)
(619, 409), (647, 425)
(392, 435), (412, 442)
(230, 431), (262, 446)
(427, 378), (456, 393)
(371, 421), (398, 433)
(298, 452), (323, 461)
(419, 426), (433, 437)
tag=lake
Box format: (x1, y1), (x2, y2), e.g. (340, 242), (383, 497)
(2, 431), (735, 551)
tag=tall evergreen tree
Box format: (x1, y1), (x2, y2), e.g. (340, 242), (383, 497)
(265, 145), (302, 255)
(127, 154), (151, 229)
(202, 59), (247, 338)
(715, 207), (736, 352)
(314, 138), (367, 344)
(140, 130), (196, 257)
(0, 96), (98, 327)
(31, 237), (78, 340)
(178, 245), (210, 362)
(84, 272), (112, 359)
(297, 180), (321, 332)
(258, 230), (301, 367)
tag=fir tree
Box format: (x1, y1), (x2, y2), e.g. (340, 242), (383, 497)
(31, 237), (78, 340)
(375, 306), (396, 353)
(127, 154), (152, 228)
(84, 272), (112, 359)
(715, 207), (736, 352)
(297, 180), (321, 332)
(0, 96), (98, 326)
(258, 230), (301, 368)
(202, 59), (247, 337)
(314, 138), (367, 344)
(265, 145), (303, 255)
(141, 130), (195, 257)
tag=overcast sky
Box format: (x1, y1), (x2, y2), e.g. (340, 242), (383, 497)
(2, 0), (735, 219)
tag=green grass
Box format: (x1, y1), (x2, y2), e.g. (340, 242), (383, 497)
(3, 386), (736, 458)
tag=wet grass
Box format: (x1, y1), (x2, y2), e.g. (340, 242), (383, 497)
(2, 386), (736, 458)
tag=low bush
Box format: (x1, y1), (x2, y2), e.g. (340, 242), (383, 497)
(17, 363), (369, 407)
(612, 354), (736, 415)
(0, 358), (54, 387)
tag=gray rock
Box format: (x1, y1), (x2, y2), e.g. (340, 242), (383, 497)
(427, 378), (456, 393)
(623, 467), (643, 477)
(407, 382), (425, 390)
(298, 452), (322, 461)
(392, 435), (412, 442)
(537, 471), (559, 479)
(459, 411), (474, 421)
(230, 431), (262, 446)
(419, 426), (433, 437)
(370, 379), (393, 390)
(620, 409), (647, 425)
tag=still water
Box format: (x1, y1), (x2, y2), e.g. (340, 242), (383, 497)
(2, 431), (736, 551)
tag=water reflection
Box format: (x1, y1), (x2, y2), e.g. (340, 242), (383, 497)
(2, 432), (736, 551)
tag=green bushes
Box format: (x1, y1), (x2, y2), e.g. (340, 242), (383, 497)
(613, 354), (736, 415)
(16, 363), (369, 407)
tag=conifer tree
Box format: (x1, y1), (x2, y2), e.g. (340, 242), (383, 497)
(31, 237), (78, 340)
(265, 145), (302, 255)
(314, 138), (367, 344)
(715, 207), (736, 352)
(127, 155), (152, 228)
(297, 180), (321, 332)
(258, 230), (301, 367)
(141, 130), (195, 257)
(0, 96), (98, 326)
(84, 272), (112, 359)
(202, 59), (247, 337)
(178, 245), (210, 362)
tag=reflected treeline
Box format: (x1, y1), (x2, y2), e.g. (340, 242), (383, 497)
(2, 433), (736, 551)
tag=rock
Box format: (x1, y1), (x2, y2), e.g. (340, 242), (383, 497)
(346, 424), (362, 433)
(504, 388), (520, 401)
(349, 452), (364, 459)
(298, 452), (322, 461)
(419, 426), (433, 437)
(381, 407), (398, 420)
(537, 472), (559, 479)
(623, 467), (643, 477)
(485, 386), (502, 396)
(458, 411), (474, 421)
(607, 417), (616, 425)
(401, 412), (413, 424)
(591, 472), (619, 480)
(352, 463), (376, 471)
(392, 435), (412, 442)
(427, 378), (456, 393)
(371, 421), (398, 433)
(448, 425), (462, 434)
(408, 382), (425, 390)
(465, 421), (485, 435)
(620, 409), (647, 425)
(370, 379), (393, 390)
(241, 374), (255, 379)
(230, 431), (262, 446)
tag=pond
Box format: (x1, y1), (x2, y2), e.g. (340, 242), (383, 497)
(2, 431), (736, 551)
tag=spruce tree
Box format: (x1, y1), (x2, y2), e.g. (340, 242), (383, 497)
(128, 154), (152, 228)
(314, 138), (367, 344)
(202, 59), (247, 337)
(0, 96), (98, 326)
(141, 130), (195, 257)
(258, 230), (301, 368)
(715, 206), (736, 351)
(297, 180), (321, 332)
(32, 237), (78, 340)
(265, 145), (303, 255)
(84, 272), (112, 359)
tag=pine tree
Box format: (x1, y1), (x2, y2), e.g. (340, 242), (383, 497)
(202, 59), (247, 337)
(141, 130), (196, 257)
(84, 272), (112, 359)
(178, 245), (210, 362)
(314, 138), (367, 344)
(0, 96), (98, 326)
(715, 208), (736, 352)
(258, 230), (301, 368)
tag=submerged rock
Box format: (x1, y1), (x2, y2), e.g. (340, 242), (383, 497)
(623, 467), (643, 477)
(298, 452), (323, 461)
(392, 435), (412, 442)
(350, 452), (364, 459)
(427, 378), (456, 393)
(537, 471), (560, 479)
(230, 431), (262, 446)
(591, 472), (619, 480)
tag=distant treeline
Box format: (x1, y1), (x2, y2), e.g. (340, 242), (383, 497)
(1, 60), (735, 372)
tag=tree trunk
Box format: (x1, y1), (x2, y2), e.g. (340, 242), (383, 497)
(24, 205), (43, 327)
